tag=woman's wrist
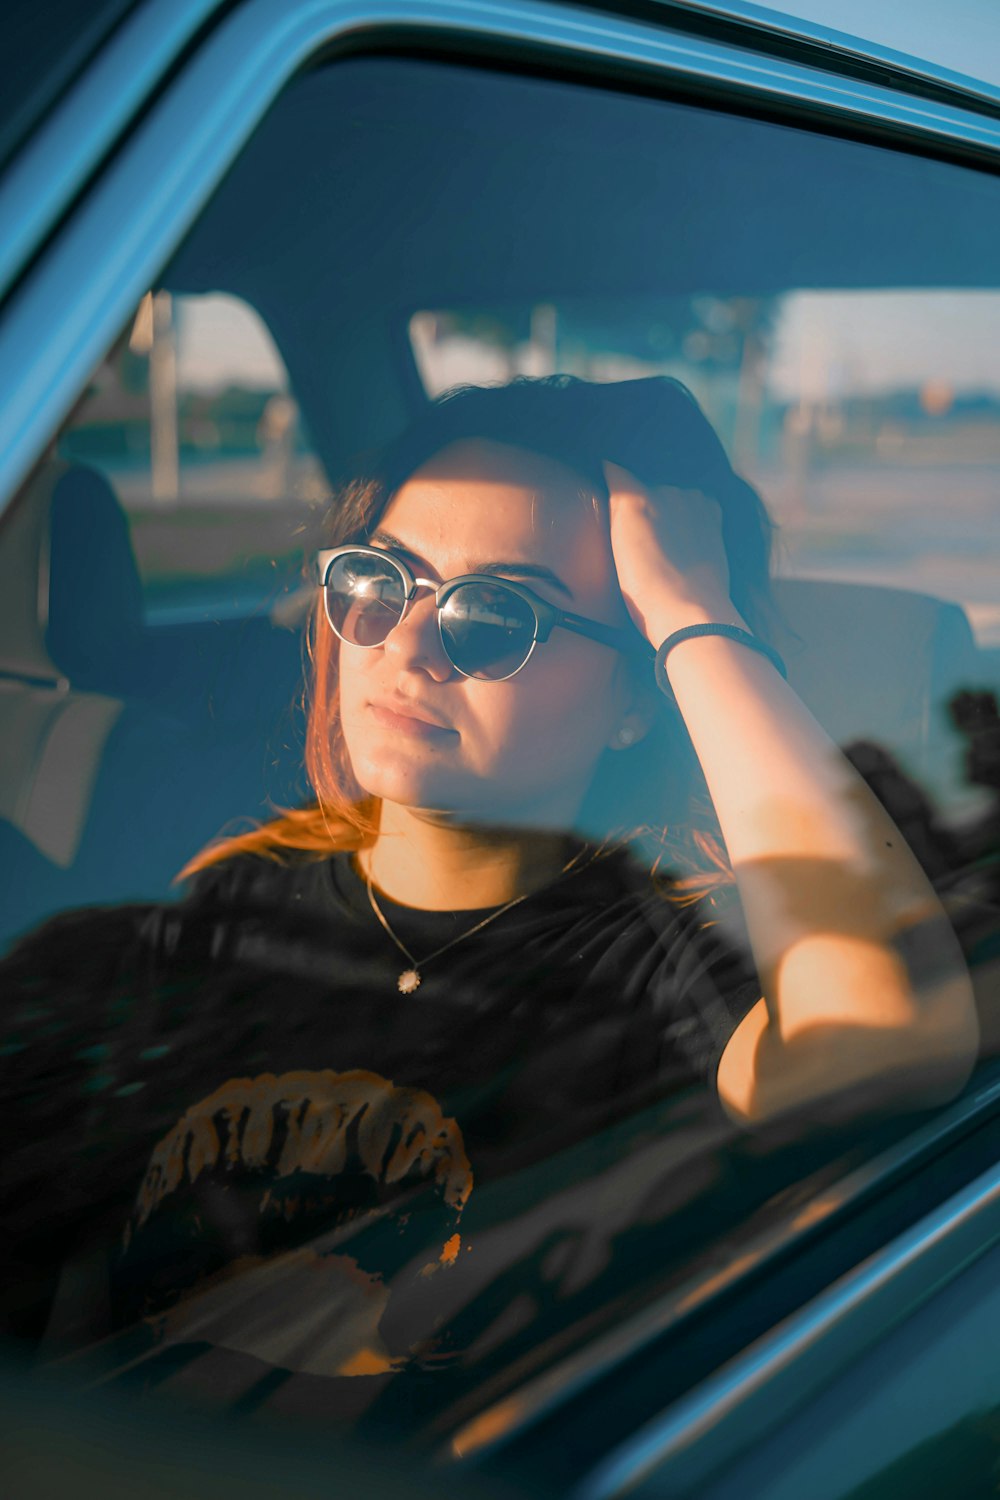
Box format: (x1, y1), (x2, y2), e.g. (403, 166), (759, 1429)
(654, 623), (787, 705)
(644, 600), (749, 648)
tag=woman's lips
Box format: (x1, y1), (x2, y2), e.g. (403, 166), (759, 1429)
(368, 703), (456, 738)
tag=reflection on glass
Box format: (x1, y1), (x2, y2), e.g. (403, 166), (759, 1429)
(3, 51), (1000, 1468)
(0, 373), (988, 1444)
(58, 291), (330, 623)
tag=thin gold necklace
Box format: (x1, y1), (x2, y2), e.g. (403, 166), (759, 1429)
(362, 844), (594, 995)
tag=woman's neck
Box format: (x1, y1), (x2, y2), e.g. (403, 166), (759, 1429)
(356, 801), (578, 910)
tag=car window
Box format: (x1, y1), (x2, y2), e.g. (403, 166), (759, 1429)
(410, 286), (1000, 813)
(2, 45), (1000, 1469)
(56, 289), (329, 621)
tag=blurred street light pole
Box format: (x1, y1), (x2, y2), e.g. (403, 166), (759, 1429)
(150, 290), (179, 503)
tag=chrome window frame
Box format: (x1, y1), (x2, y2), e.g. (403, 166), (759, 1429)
(572, 1144), (1000, 1499)
(642, 0), (1000, 118)
(3, 0), (1000, 513)
(445, 1067), (1000, 1470)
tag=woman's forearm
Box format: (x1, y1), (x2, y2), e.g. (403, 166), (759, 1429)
(659, 621), (981, 1111)
(603, 457), (979, 1117)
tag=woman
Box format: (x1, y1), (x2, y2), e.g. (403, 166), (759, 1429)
(0, 374), (979, 1408)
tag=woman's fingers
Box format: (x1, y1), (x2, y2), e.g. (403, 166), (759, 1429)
(603, 460), (733, 638)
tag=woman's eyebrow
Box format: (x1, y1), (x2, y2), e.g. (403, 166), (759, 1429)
(475, 561), (575, 600)
(368, 530), (575, 600)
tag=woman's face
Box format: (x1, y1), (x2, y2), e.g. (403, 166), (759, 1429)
(336, 438), (647, 828)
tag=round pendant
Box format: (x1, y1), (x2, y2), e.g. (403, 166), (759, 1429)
(398, 968), (421, 994)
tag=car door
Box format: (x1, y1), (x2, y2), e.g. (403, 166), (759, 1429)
(2, 2), (1000, 1497)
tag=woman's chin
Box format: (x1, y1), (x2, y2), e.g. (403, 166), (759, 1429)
(350, 756), (468, 814)
(360, 773), (580, 833)
(354, 766), (519, 826)
(344, 739), (584, 829)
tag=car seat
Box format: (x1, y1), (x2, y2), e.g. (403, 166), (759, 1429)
(0, 462), (307, 950)
(770, 577), (980, 809)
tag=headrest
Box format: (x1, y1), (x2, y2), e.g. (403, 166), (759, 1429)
(45, 465), (144, 692)
(770, 577), (978, 803)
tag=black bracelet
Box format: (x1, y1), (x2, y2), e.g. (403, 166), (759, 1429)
(654, 623), (788, 702)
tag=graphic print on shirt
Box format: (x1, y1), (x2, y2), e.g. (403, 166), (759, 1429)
(118, 1068), (473, 1377)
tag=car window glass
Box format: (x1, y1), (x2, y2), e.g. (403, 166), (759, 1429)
(2, 48), (1000, 1466)
(56, 290), (328, 622)
(411, 289), (1000, 815)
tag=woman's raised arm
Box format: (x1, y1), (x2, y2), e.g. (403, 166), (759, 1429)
(605, 462), (980, 1127)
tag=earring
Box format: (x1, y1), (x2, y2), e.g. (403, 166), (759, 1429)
(617, 725), (636, 747)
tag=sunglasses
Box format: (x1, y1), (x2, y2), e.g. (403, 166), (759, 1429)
(318, 544), (651, 681)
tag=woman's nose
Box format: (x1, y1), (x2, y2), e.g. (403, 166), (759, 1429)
(382, 592), (453, 680)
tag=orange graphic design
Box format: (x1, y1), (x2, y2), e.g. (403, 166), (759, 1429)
(123, 1069), (473, 1379)
(130, 1067), (473, 1236)
(151, 1245), (402, 1378)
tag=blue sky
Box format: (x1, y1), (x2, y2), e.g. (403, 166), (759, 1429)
(770, 292), (1000, 400)
(748, 0), (1000, 89)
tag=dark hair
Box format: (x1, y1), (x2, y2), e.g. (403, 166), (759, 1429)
(184, 374), (778, 894)
(359, 374), (775, 632)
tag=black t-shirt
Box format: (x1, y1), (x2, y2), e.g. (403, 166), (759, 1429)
(0, 841), (761, 1417)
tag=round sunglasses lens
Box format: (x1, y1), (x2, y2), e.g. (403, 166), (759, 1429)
(325, 552), (405, 645)
(440, 584), (536, 679)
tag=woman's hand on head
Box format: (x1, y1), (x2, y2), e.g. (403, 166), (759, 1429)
(603, 459), (744, 645)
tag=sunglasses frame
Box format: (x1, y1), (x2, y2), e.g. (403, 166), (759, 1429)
(318, 544), (652, 681)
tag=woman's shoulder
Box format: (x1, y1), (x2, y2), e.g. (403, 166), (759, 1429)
(139, 846), (340, 964)
(1, 897), (153, 980)
(0, 849), (330, 975)
(178, 845), (325, 909)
